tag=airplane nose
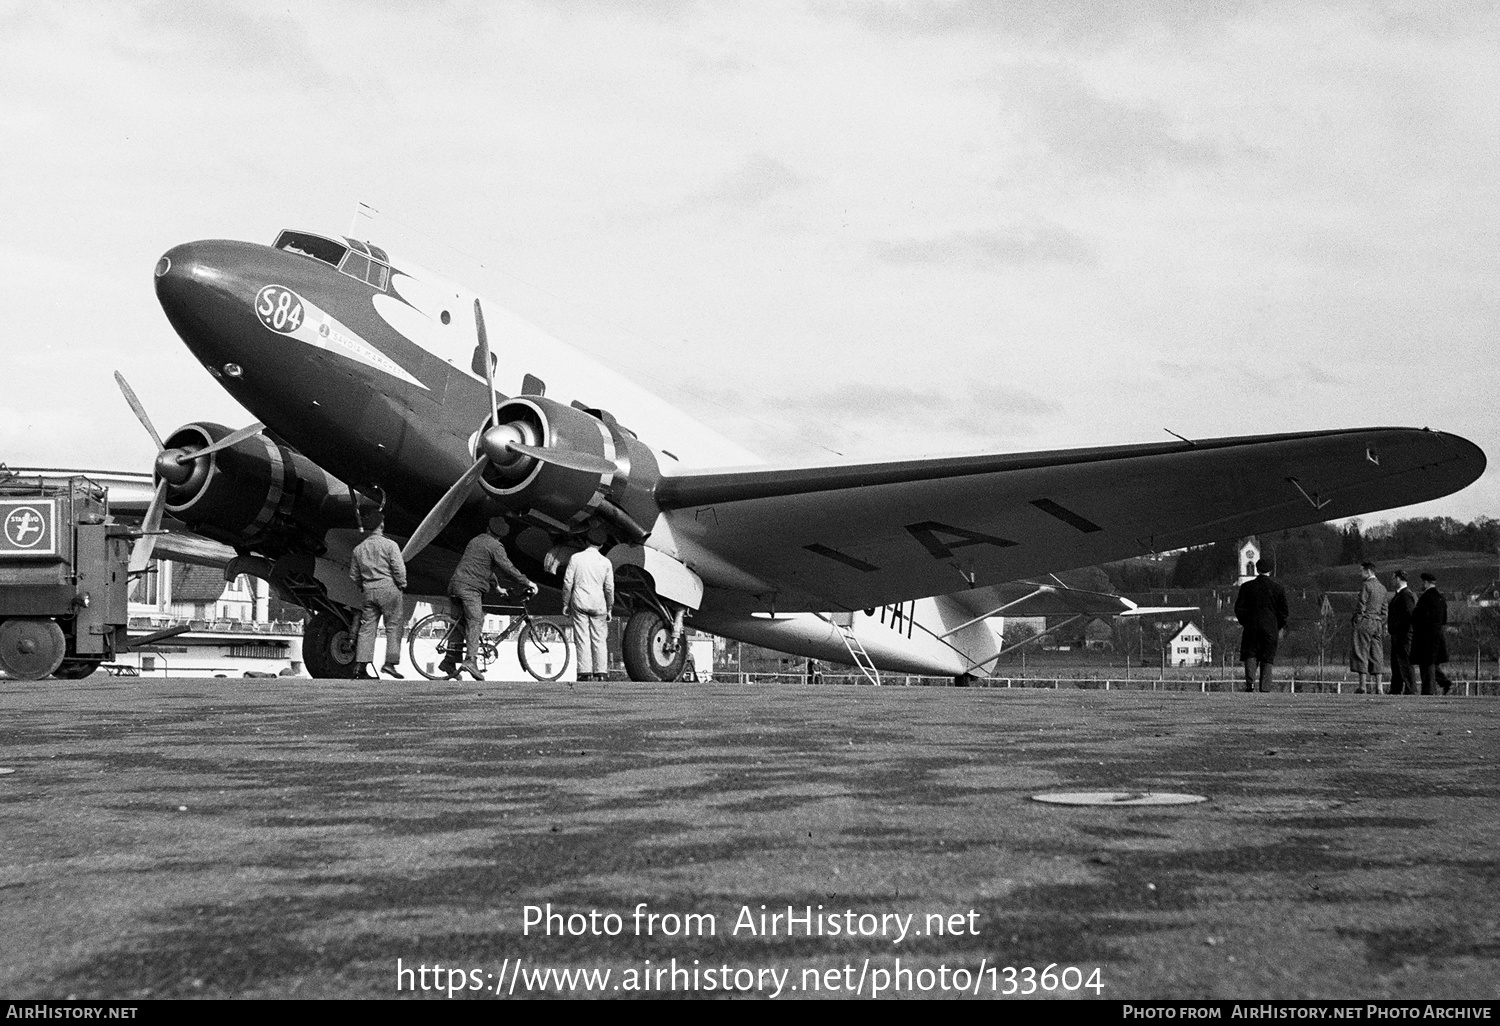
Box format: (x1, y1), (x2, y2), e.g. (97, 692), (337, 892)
(154, 241), (229, 311)
(154, 240), (252, 368)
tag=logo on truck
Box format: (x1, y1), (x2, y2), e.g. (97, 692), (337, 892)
(1, 501), (55, 555)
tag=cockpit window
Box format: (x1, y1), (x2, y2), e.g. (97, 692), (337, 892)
(340, 252), (371, 282)
(273, 230), (348, 268)
(338, 245), (391, 292)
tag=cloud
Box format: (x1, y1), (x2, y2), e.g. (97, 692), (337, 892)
(118, 1), (340, 89)
(822, 0), (1259, 43)
(698, 153), (810, 209)
(873, 225), (1093, 268)
(1151, 358), (1347, 394)
(681, 379), (1064, 461)
(1003, 70), (1234, 178)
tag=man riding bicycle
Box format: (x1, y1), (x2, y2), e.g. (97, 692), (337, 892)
(442, 516), (538, 680)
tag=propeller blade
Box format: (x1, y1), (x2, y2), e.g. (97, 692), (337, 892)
(114, 370), (164, 451)
(474, 298), (500, 428)
(506, 441), (616, 476)
(181, 421), (266, 462)
(401, 456), (490, 562)
(129, 479), (170, 573)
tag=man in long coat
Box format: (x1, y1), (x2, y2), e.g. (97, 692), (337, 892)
(1387, 570), (1417, 695)
(1350, 562), (1388, 694)
(1410, 572), (1454, 695)
(1234, 558), (1290, 693)
(563, 526), (616, 681)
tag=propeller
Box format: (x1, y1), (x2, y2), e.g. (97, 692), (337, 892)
(401, 300), (615, 562)
(114, 370), (265, 572)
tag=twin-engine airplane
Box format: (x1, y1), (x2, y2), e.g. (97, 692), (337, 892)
(115, 225), (1485, 681)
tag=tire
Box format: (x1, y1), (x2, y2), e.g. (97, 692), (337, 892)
(0, 618), (67, 681)
(518, 620), (571, 682)
(407, 613), (461, 680)
(303, 611), (358, 679)
(53, 659), (103, 680)
(622, 610), (686, 682)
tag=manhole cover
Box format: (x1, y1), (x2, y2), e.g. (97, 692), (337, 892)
(1032, 791), (1207, 806)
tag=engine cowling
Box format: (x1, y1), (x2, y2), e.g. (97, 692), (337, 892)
(475, 396), (662, 539)
(159, 422), (361, 555)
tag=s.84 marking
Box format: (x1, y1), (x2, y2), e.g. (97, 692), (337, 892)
(255, 285), (305, 334)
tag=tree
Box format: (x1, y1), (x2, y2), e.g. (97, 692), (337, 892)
(1338, 521), (1365, 566)
(1111, 617), (1144, 664)
(1002, 622), (1038, 648)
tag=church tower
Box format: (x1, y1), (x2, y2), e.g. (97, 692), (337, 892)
(1235, 536), (1261, 585)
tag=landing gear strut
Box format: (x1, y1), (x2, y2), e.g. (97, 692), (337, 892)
(303, 609), (359, 679)
(622, 608), (687, 682)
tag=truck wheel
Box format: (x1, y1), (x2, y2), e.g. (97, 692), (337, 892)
(303, 611), (358, 679)
(53, 660), (103, 680)
(0, 618), (67, 681)
(622, 610), (686, 682)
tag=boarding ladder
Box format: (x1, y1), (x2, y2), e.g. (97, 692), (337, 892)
(819, 611), (881, 686)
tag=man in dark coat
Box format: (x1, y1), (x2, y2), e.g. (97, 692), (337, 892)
(1234, 558), (1290, 693)
(1410, 571), (1454, 695)
(1387, 570), (1417, 695)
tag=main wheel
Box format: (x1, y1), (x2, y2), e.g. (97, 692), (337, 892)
(303, 611), (358, 679)
(53, 659), (103, 680)
(0, 618), (67, 681)
(408, 612), (461, 680)
(622, 610), (686, 682)
(518, 620), (571, 681)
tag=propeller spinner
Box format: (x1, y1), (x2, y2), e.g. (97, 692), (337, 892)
(401, 300), (615, 562)
(114, 370), (264, 572)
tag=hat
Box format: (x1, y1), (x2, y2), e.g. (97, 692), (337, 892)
(488, 516), (510, 537)
(1420, 571), (1437, 583)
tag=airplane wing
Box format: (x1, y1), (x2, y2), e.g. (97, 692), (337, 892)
(659, 427), (1485, 612)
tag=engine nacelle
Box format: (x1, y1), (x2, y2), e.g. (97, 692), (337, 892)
(160, 422), (361, 555)
(477, 396), (662, 539)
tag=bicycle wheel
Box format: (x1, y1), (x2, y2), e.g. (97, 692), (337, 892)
(518, 619), (572, 682)
(408, 612), (461, 680)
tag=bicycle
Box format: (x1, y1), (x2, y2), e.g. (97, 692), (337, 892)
(407, 601), (573, 681)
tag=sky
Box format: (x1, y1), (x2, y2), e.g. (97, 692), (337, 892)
(3, 0), (1498, 529)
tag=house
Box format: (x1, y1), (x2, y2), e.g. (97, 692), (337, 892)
(1168, 622), (1212, 667)
(131, 561), (270, 623)
(120, 560), (304, 677)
